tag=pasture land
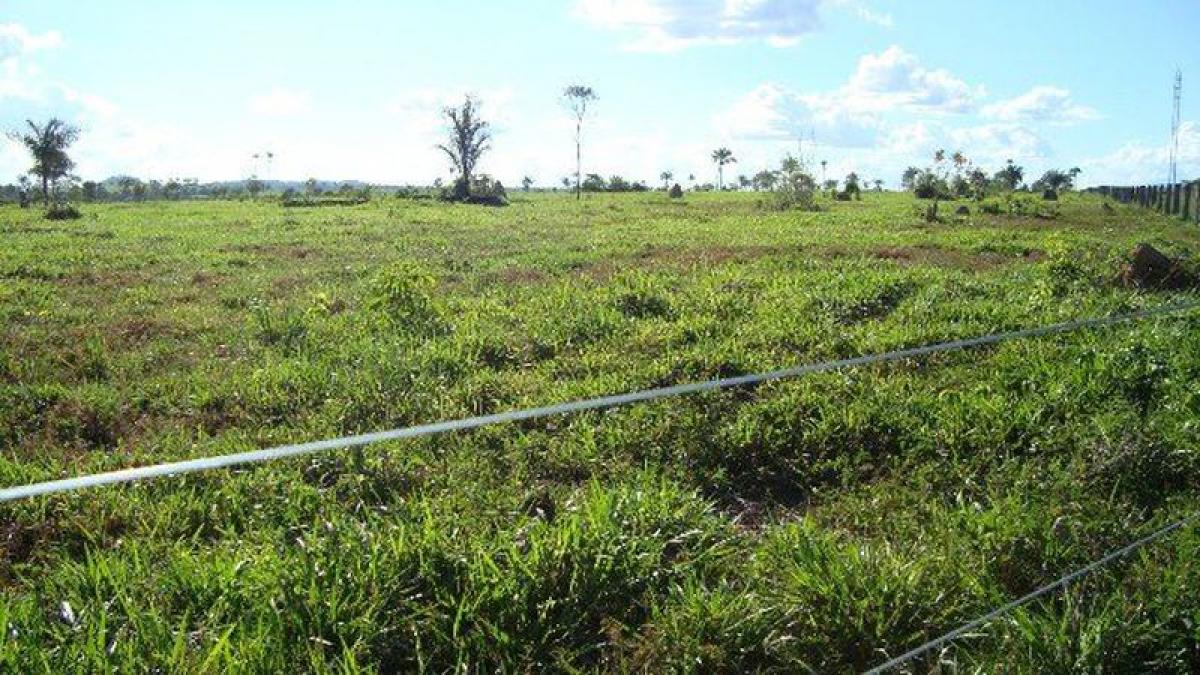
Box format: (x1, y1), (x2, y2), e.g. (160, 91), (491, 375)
(1, 191), (1199, 672)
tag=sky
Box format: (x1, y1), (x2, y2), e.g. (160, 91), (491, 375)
(1, 0), (1198, 188)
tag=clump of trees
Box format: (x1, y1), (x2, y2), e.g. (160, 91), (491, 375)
(1031, 167), (1082, 199)
(768, 155), (818, 211)
(580, 174), (649, 193)
(8, 118), (80, 215)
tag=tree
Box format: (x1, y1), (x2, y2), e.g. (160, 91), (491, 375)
(820, 159), (828, 184)
(521, 176), (534, 192)
(437, 95), (492, 199)
(711, 147), (736, 190)
(8, 118), (79, 206)
(581, 173), (607, 192)
(246, 176), (264, 198)
(844, 172), (861, 199)
(659, 171), (673, 190)
(737, 174), (751, 191)
(562, 85), (597, 201)
(752, 170), (778, 191)
(873, 179), (884, 192)
(305, 177), (319, 196)
(993, 159), (1024, 191)
(901, 166), (921, 191)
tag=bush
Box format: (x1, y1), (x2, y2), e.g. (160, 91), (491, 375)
(668, 183), (684, 199)
(913, 171), (950, 200)
(441, 175), (508, 206)
(1043, 189), (1058, 201)
(368, 263), (442, 332)
(979, 200), (1002, 215)
(44, 203), (82, 220)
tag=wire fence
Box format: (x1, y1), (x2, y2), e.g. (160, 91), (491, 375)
(2, 300), (1198, 503)
(863, 512), (1199, 674)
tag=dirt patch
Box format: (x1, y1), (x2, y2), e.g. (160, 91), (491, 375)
(112, 317), (184, 344)
(481, 266), (549, 285)
(823, 245), (1044, 272)
(579, 244), (792, 282)
(221, 242), (318, 259)
(190, 270), (227, 287)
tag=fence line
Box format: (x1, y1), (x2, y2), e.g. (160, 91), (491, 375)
(863, 511), (1200, 674)
(1090, 180), (1200, 222)
(2, 301), (1198, 504)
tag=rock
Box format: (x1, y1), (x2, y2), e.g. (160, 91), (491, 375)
(1120, 243), (1196, 289)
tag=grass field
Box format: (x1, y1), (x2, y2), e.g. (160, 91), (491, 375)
(1, 191), (1199, 672)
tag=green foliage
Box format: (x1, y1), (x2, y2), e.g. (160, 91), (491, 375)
(0, 192), (1198, 671)
(44, 203), (81, 220)
(367, 263), (441, 332)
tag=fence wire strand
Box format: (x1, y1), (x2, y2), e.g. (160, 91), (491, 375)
(863, 512), (1199, 674)
(2, 301), (1198, 503)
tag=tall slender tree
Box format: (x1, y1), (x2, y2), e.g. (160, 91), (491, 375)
(9, 118), (79, 206)
(660, 171), (674, 190)
(711, 147), (736, 190)
(437, 95), (492, 199)
(562, 85), (597, 201)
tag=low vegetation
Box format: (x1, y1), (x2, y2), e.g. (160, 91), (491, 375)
(1, 190), (1198, 671)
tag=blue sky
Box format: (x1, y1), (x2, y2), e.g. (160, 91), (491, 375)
(1, 0), (1198, 187)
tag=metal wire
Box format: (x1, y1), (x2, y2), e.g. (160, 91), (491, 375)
(2, 301), (1197, 503)
(863, 512), (1199, 674)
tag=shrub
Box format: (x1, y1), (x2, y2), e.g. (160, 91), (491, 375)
(368, 263), (442, 332)
(668, 183), (684, 199)
(770, 155), (818, 211)
(979, 199), (1002, 214)
(44, 203), (81, 220)
(441, 175), (508, 206)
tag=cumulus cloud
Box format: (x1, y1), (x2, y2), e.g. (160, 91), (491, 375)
(715, 83), (882, 146)
(0, 23), (63, 61)
(248, 87), (313, 117)
(1081, 121), (1199, 185)
(574, 0), (823, 51)
(843, 46), (982, 113)
(982, 86), (1099, 124)
(717, 46), (984, 151)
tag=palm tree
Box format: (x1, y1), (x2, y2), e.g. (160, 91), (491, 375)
(9, 118), (79, 206)
(820, 160), (827, 184)
(711, 147), (736, 190)
(660, 171), (674, 190)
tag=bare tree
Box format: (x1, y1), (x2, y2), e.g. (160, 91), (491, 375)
(8, 118), (79, 206)
(437, 95), (492, 199)
(562, 85), (597, 201)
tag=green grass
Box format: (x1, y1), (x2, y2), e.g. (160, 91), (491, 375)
(1, 191), (1198, 672)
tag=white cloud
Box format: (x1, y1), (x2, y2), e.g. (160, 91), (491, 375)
(575, 0), (823, 51)
(844, 46), (982, 113)
(0, 23), (63, 61)
(1081, 121), (1199, 185)
(717, 46), (983, 151)
(982, 86), (1099, 124)
(715, 83), (882, 146)
(248, 87), (312, 117)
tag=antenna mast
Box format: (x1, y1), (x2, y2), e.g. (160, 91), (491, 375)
(1169, 68), (1182, 184)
